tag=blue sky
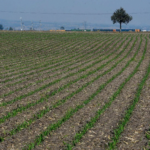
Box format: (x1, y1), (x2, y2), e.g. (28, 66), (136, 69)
(0, 0), (150, 26)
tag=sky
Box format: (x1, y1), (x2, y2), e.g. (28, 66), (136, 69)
(0, 0), (150, 28)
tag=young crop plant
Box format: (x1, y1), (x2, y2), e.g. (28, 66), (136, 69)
(0, 34), (126, 108)
(4, 35), (110, 78)
(2, 33), (147, 150)
(1, 34), (90, 73)
(5, 34), (102, 68)
(1, 35), (119, 98)
(107, 38), (150, 150)
(146, 132), (150, 150)
(61, 36), (146, 150)
(145, 128), (150, 149)
(0, 40), (88, 80)
(0, 35), (134, 142)
(19, 36), (141, 150)
(0, 40), (86, 80)
(0, 38), (54, 68)
(2, 38), (112, 90)
(0, 35), (112, 85)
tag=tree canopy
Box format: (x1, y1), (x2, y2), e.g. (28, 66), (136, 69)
(0, 24), (4, 30)
(60, 26), (65, 30)
(111, 7), (132, 32)
(9, 27), (13, 31)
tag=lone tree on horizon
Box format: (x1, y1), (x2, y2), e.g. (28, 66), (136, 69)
(0, 24), (4, 30)
(60, 26), (65, 30)
(111, 7), (132, 32)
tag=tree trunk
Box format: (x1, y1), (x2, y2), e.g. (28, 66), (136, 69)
(120, 22), (122, 33)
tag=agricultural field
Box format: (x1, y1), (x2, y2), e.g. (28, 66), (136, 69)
(0, 31), (150, 150)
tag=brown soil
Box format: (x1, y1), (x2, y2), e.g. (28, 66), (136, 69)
(0, 36), (128, 118)
(0, 36), (132, 137)
(0, 35), (134, 150)
(1, 33), (150, 150)
(116, 78), (150, 149)
(0, 36), (110, 92)
(29, 36), (144, 150)
(0, 40), (85, 81)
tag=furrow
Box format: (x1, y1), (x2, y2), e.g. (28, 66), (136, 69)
(0, 35), (135, 143)
(0, 35), (136, 150)
(0, 35), (120, 98)
(64, 36), (148, 150)
(0, 35), (113, 89)
(0, 35), (126, 110)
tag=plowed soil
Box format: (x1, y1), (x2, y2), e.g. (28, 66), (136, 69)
(0, 31), (150, 150)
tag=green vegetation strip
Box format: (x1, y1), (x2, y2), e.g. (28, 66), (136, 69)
(0, 36), (130, 129)
(107, 38), (149, 150)
(21, 35), (141, 150)
(1, 35), (110, 76)
(1, 36), (91, 74)
(4, 35), (119, 88)
(3, 41), (99, 87)
(1, 35), (113, 85)
(146, 131), (150, 140)
(146, 129), (150, 149)
(63, 37), (146, 150)
(0, 35), (127, 108)
(0, 38), (64, 70)
(1, 36), (94, 73)
(1, 35), (112, 82)
(62, 36), (144, 149)
(0, 41), (73, 73)
(1, 35), (119, 96)
(0, 35), (101, 65)
(0, 35), (117, 75)
(2, 37), (113, 89)
(2, 39), (66, 63)
(0, 33), (87, 67)
(0, 35), (135, 142)
(0, 39), (89, 80)
(0, 35), (73, 68)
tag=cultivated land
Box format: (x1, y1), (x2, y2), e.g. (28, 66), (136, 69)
(0, 31), (150, 150)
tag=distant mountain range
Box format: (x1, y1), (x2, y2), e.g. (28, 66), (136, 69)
(0, 19), (149, 31)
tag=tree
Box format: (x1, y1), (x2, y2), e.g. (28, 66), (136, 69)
(0, 24), (4, 30)
(111, 7), (132, 32)
(60, 26), (65, 30)
(9, 27), (13, 31)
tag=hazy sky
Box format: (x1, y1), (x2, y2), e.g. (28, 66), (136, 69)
(1, 0), (150, 26)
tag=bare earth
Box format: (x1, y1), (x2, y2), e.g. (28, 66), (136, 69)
(0, 32), (150, 150)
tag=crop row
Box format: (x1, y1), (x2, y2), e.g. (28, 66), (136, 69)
(0, 34), (111, 78)
(1, 35), (119, 92)
(0, 39), (70, 69)
(0, 33), (59, 65)
(0, 35), (120, 97)
(108, 37), (149, 149)
(0, 39), (89, 79)
(0, 33), (80, 70)
(0, 33), (107, 68)
(0, 35), (130, 109)
(146, 130), (150, 149)
(0, 33), (96, 69)
(0, 34), (123, 74)
(0, 35), (134, 143)
(63, 36), (144, 150)
(21, 35), (142, 150)
(0, 35), (112, 91)
(0, 37), (88, 76)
